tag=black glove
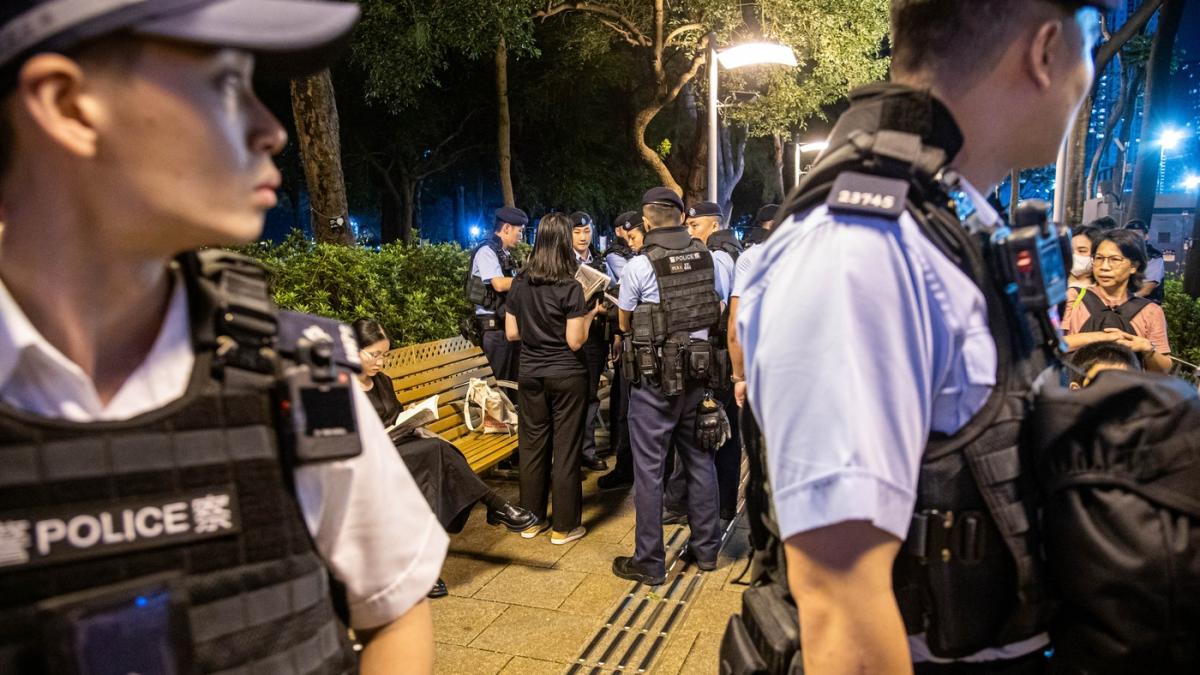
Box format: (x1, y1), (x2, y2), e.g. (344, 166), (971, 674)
(696, 390), (731, 452)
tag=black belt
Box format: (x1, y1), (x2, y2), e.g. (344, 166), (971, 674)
(476, 315), (501, 332)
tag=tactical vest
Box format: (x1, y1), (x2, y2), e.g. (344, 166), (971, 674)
(731, 84), (1052, 664)
(0, 251), (359, 674)
(707, 230), (743, 262)
(465, 236), (515, 316)
(604, 239), (634, 262)
(742, 226), (770, 249)
(640, 226), (722, 338)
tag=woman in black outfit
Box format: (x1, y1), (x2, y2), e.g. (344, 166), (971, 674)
(505, 213), (601, 545)
(352, 319), (536, 597)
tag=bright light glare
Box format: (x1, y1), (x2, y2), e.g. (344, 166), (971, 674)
(469, 225), (481, 238)
(1183, 174), (1200, 191)
(1159, 128), (1186, 150)
(799, 141), (829, 153)
(716, 43), (798, 70)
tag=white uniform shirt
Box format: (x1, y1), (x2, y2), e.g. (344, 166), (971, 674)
(0, 275), (448, 630)
(737, 180), (1047, 663)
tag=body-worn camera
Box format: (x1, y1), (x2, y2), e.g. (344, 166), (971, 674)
(987, 199), (1070, 356)
(277, 338), (362, 465)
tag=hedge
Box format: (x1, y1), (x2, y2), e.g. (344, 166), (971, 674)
(1163, 277), (1200, 366)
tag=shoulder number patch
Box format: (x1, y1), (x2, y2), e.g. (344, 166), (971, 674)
(826, 171), (908, 218)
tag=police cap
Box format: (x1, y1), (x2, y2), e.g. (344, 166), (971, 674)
(0, 0), (361, 78)
(569, 211), (594, 229)
(687, 201), (722, 219)
(756, 204), (779, 224)
(494, 206), (529, 227)
(614, 211), (643, 232)
(642, 187), (685, 212)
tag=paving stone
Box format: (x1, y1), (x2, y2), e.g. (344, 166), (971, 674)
(475, 564), (587, 609)
(558, 573), (633, 618)
(679, 587), (743, 636)
(555, 537), (630, 574)
(470, 605), (599, 662)
(434, 643), (511, 675)
(647, 630), (698, 675)
(498, 656), (567, 675)
(430, 595), (509, 647)
(440, 553), (507, 598)
(680, 627), (723, 674)
(483, 527), (576, 567)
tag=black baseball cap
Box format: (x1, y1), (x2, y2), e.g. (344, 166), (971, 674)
(569, 211), (593, 229)
(642, 187), (684, 212)
(494, 206), (528, 227)
(687, 201), (721, 218)
(614, 211), (643, 232)
(756, 204), (779, 224)
(1123, 219), (1149, 233)
(0, 0), (361, 78)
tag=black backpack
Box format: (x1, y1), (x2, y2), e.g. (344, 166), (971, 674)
(1031, 369), (1200, 674)
(1076, 288), (1151, 335)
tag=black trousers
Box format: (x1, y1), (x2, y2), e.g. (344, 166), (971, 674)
(580, 337), (608, 461)
(481, 327), (519, 382)
(517, 373), (588, 532)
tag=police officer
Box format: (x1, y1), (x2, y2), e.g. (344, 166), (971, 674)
(570, 210), (610, 472)
(735, 0), (1111, 672)
(467, 206), (527, 382)
(0, 2), (447, 673)
(742, 204), (778, 249)
(612, 188), (728, 585)
(663, 201), (739, 521)
(597, 211), (645, 491)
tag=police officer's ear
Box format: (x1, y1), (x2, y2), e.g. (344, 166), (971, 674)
(1025, 17), (1068, 92)
(14, 54), (102, 160)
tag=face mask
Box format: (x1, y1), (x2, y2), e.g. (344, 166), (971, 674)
(1071, 254), (1092, 277)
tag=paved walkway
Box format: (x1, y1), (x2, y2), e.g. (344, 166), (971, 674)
(429, 472), (753, 675)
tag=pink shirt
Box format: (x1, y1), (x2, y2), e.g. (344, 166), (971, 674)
(1063, 286), (1171, 354)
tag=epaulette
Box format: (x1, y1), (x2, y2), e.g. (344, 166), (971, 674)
(826, 171), (908, 219)
(276, 312), (362, 373)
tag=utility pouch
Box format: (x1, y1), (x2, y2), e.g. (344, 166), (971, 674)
(636, 345), (659, 389)
(466, 274), (492, 307)
(39, 572), (196, 675)
(688, 341), (713, 384)
(709, 347), (731, 390)
(631, 305), (660, 345)
(622, 339), (639, 385)
(661, 338), (685, 397)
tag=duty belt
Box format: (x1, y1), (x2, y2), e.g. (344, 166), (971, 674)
(476, 315), (501, 332)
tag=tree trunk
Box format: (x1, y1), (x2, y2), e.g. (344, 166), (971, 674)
(1086, 60), (1134, 200)
(400, 178), (417, 244)
(1127, 0), (1184, 227)
(771, 134), (786, 201)
(378, 176), (402, 244)
(717, 125), (747, 218)
(685, 94), (708, 205)
(1185, 188), (1200, 298)
(290, 69), (354, 245)
(633, 106), (683, 194)
(496, 36), (515, 208)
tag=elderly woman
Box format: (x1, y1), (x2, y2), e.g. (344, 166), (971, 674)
(353, 318), (535, 597)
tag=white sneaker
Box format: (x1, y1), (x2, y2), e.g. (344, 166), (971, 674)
(521, 520), (550, 539)
(550, 526), (586, 545)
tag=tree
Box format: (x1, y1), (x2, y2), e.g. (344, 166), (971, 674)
(290, 69), (354, 245)
(1084, 32), (1151, 201)
(1126, 0), (1185, 227)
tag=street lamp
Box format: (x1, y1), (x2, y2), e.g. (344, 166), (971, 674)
(1183, 174), (1200, 191)
(793, 140), (829, 187)
(1160, 128), (1187, 151)
(707, 35), (799, 202)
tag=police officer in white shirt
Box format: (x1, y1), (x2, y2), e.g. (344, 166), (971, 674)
(0, 2), (445, 673)
(736, 0), (1112, 672)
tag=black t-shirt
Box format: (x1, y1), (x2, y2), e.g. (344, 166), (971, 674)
(506, 275), (589, 378)
(364, 372), (402, 427)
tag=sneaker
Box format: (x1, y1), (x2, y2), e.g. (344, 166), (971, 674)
(612, 556), (666, 585)
(550, 526), (586, 545)
(427, 578), (448, 598)
(520, 520), (551, 539)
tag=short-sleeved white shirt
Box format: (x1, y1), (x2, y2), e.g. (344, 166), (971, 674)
(0, 274), (448, 630)
(471, 245), (505, 315)
(737, 182), (1048, 663)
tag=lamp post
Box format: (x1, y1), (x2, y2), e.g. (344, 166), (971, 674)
(706, 35), (798, 202)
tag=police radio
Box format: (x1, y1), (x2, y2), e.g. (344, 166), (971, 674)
(277, 337), (363, 465)
(988, 199), (1070, 356)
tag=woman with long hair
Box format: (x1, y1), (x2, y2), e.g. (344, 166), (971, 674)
(505, 213), (601, 544)
(1062, 229), (1172, 373)
(352, 319), (536, 598)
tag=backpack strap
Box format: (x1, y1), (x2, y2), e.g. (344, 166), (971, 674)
(1117, 296), (1152, 325)
(1079, 289), (1111, 331)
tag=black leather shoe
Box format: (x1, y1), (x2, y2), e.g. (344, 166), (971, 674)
(583, 455), (608, 472)
(680, 546), (717, 571)
(427, 578), (448, 599)
(597, 471), (633, 491)
(487, 502), (537, 532)
(662, 510), (688, 526)
(612, 556), (666, 585)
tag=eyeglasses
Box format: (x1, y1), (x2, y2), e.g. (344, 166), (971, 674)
(1092, 255), (1130, 267)
(360, 349), (387, 361)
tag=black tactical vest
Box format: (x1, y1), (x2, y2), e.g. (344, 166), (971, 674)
(0, 251), (358, 674)
(464, 236), (515, 315)
(707, 230), (743, 262)
(640, 226), (722, 337)
(604, 239), (634, 262)
(740, 85), (1052, 660)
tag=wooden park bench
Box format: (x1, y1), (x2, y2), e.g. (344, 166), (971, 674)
(381, 336), (518, 474)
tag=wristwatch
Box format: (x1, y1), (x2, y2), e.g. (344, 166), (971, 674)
(730, 374), (745, 384)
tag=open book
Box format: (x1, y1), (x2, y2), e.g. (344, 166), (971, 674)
(386, 395), (440, 440)
(575, 263), (611, 301)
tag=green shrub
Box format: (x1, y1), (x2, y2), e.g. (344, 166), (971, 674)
(237, 231), (472, 347)
(1163, 277), (1200, 366)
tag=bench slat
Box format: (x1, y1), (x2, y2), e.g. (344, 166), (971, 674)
(391, 355), (490, 391)
(387, 346), (481, 381)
